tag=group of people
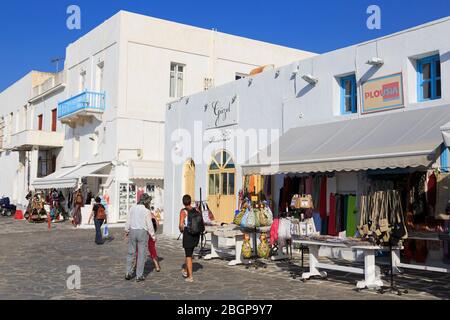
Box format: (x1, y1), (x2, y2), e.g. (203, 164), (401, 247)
(123, 193), (204, 283)
(85, 191), (204, 283)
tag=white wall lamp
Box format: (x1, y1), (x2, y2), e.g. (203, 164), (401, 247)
(302, 74), (319, 85)
(275, 70), (281, 78)
(248, 78), (253, 86)
(366, 57), (384, 66)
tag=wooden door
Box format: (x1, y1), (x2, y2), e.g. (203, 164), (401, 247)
(38, 114), (43, 131)
(183, 159), (196, 200)
(51, 109), (57, 132)
(207, 151), (236, 223)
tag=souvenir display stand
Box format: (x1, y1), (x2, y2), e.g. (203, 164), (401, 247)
(241, 226), (271, 269)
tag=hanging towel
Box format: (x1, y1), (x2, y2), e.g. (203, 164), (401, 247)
(306, 176), (313, 195)
(343, 195), (349, 233)
(326, 176), (337, 215)
(346, 195), (358, 237)
(312, 212), (322, 234)
(328, 193), (337, 236)
(319, 176), (327, 220)
(249, 175), (256, 194)
(321, 216), (328, 235)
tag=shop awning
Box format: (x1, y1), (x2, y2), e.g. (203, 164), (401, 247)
(32, 162), (111, 190)
(129, 160), (164, 180)
(242, 105), (450, 175)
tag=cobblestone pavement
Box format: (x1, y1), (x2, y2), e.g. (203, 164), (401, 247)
(0, 218), (449, 300)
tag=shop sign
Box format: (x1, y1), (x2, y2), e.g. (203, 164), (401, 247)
(205, 95), (238, 129)
(361, 73), (404, 114)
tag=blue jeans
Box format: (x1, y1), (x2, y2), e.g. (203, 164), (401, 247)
(94, 218), (104, 244)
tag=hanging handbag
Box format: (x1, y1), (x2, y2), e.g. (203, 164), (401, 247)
(239, 208), (250, 228)
(291, 195), (299, 208)
(254, 207), (261, 228)
(299, 194), (314, 209)
(245, 208), (256, 229)
(241, 234), (253, 259)
(257, 233), (271, 259)
(265, 204), (274, 226)
(234, 208), (246, 225)
(258, 208), (268, 227)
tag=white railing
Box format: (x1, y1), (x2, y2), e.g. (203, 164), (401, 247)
(31, 71), (65, 98)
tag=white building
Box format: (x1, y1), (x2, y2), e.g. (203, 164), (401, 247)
(0, 11), (314, 223)
(164, 17), (450, 237)
(0, 71), (65, 206)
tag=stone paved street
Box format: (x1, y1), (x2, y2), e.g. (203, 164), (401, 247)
(0, 217), (449, 300)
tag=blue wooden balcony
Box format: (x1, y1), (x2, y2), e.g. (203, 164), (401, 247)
(58, 91), (105, 125)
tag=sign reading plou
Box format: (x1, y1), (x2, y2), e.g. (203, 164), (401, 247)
(361, 73), (404, 114)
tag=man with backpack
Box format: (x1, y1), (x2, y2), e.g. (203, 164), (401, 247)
(88, 197), (107, 245)
(179, 194), (205, 283)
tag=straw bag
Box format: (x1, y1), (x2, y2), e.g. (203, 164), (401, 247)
(242, 234), (253, 259)
(233, 209), (246, 226)
(299, 194), (314, 209)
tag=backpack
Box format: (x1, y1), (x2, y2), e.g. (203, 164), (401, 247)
(186, 209), (205, 236)
(96, 205), (107, 220)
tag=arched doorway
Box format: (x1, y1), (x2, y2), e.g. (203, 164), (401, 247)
(207, 150), (236, 223)
(183, 159), (196, 200)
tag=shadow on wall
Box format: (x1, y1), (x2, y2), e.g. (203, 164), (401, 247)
(440, 51), (450, 64)
(359, 65), (382, 85)
(297, 83), (315, 98)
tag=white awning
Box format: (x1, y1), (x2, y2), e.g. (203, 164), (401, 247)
(129, 160), (164, 180)
(243, 105), (450, 175)
(32, 162), (111, 190)
(63, 162), (111, 179)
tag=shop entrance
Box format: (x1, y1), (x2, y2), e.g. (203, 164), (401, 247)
(208, 151), (236, 223)
(183, 159), (196, 199)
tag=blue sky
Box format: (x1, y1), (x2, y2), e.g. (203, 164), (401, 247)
(0, 0), (449, 91)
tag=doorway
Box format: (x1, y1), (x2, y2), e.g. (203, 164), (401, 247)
(183, 159), (196, 200)
(207, 150), (236, 223)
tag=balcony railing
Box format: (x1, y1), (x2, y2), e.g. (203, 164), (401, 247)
(32, 72), (65, 98)
(58, 91), (106, 119)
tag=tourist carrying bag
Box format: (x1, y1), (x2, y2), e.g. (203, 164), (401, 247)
(186, 209), (205, 236)
(96, 205), (107, 220)
(102, 223), (109, 238)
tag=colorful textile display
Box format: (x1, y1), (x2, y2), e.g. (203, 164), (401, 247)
(346, 195), (358, 237)
(328, 193), (337, 236)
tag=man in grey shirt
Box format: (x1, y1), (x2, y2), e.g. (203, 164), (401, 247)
(125, 194), (155, 282)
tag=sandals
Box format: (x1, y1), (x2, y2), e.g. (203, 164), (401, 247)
(185, 277), (194, 283)
(181, 269), (188, 278)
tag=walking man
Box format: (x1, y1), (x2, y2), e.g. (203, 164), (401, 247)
(125, 194), (155, 282)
